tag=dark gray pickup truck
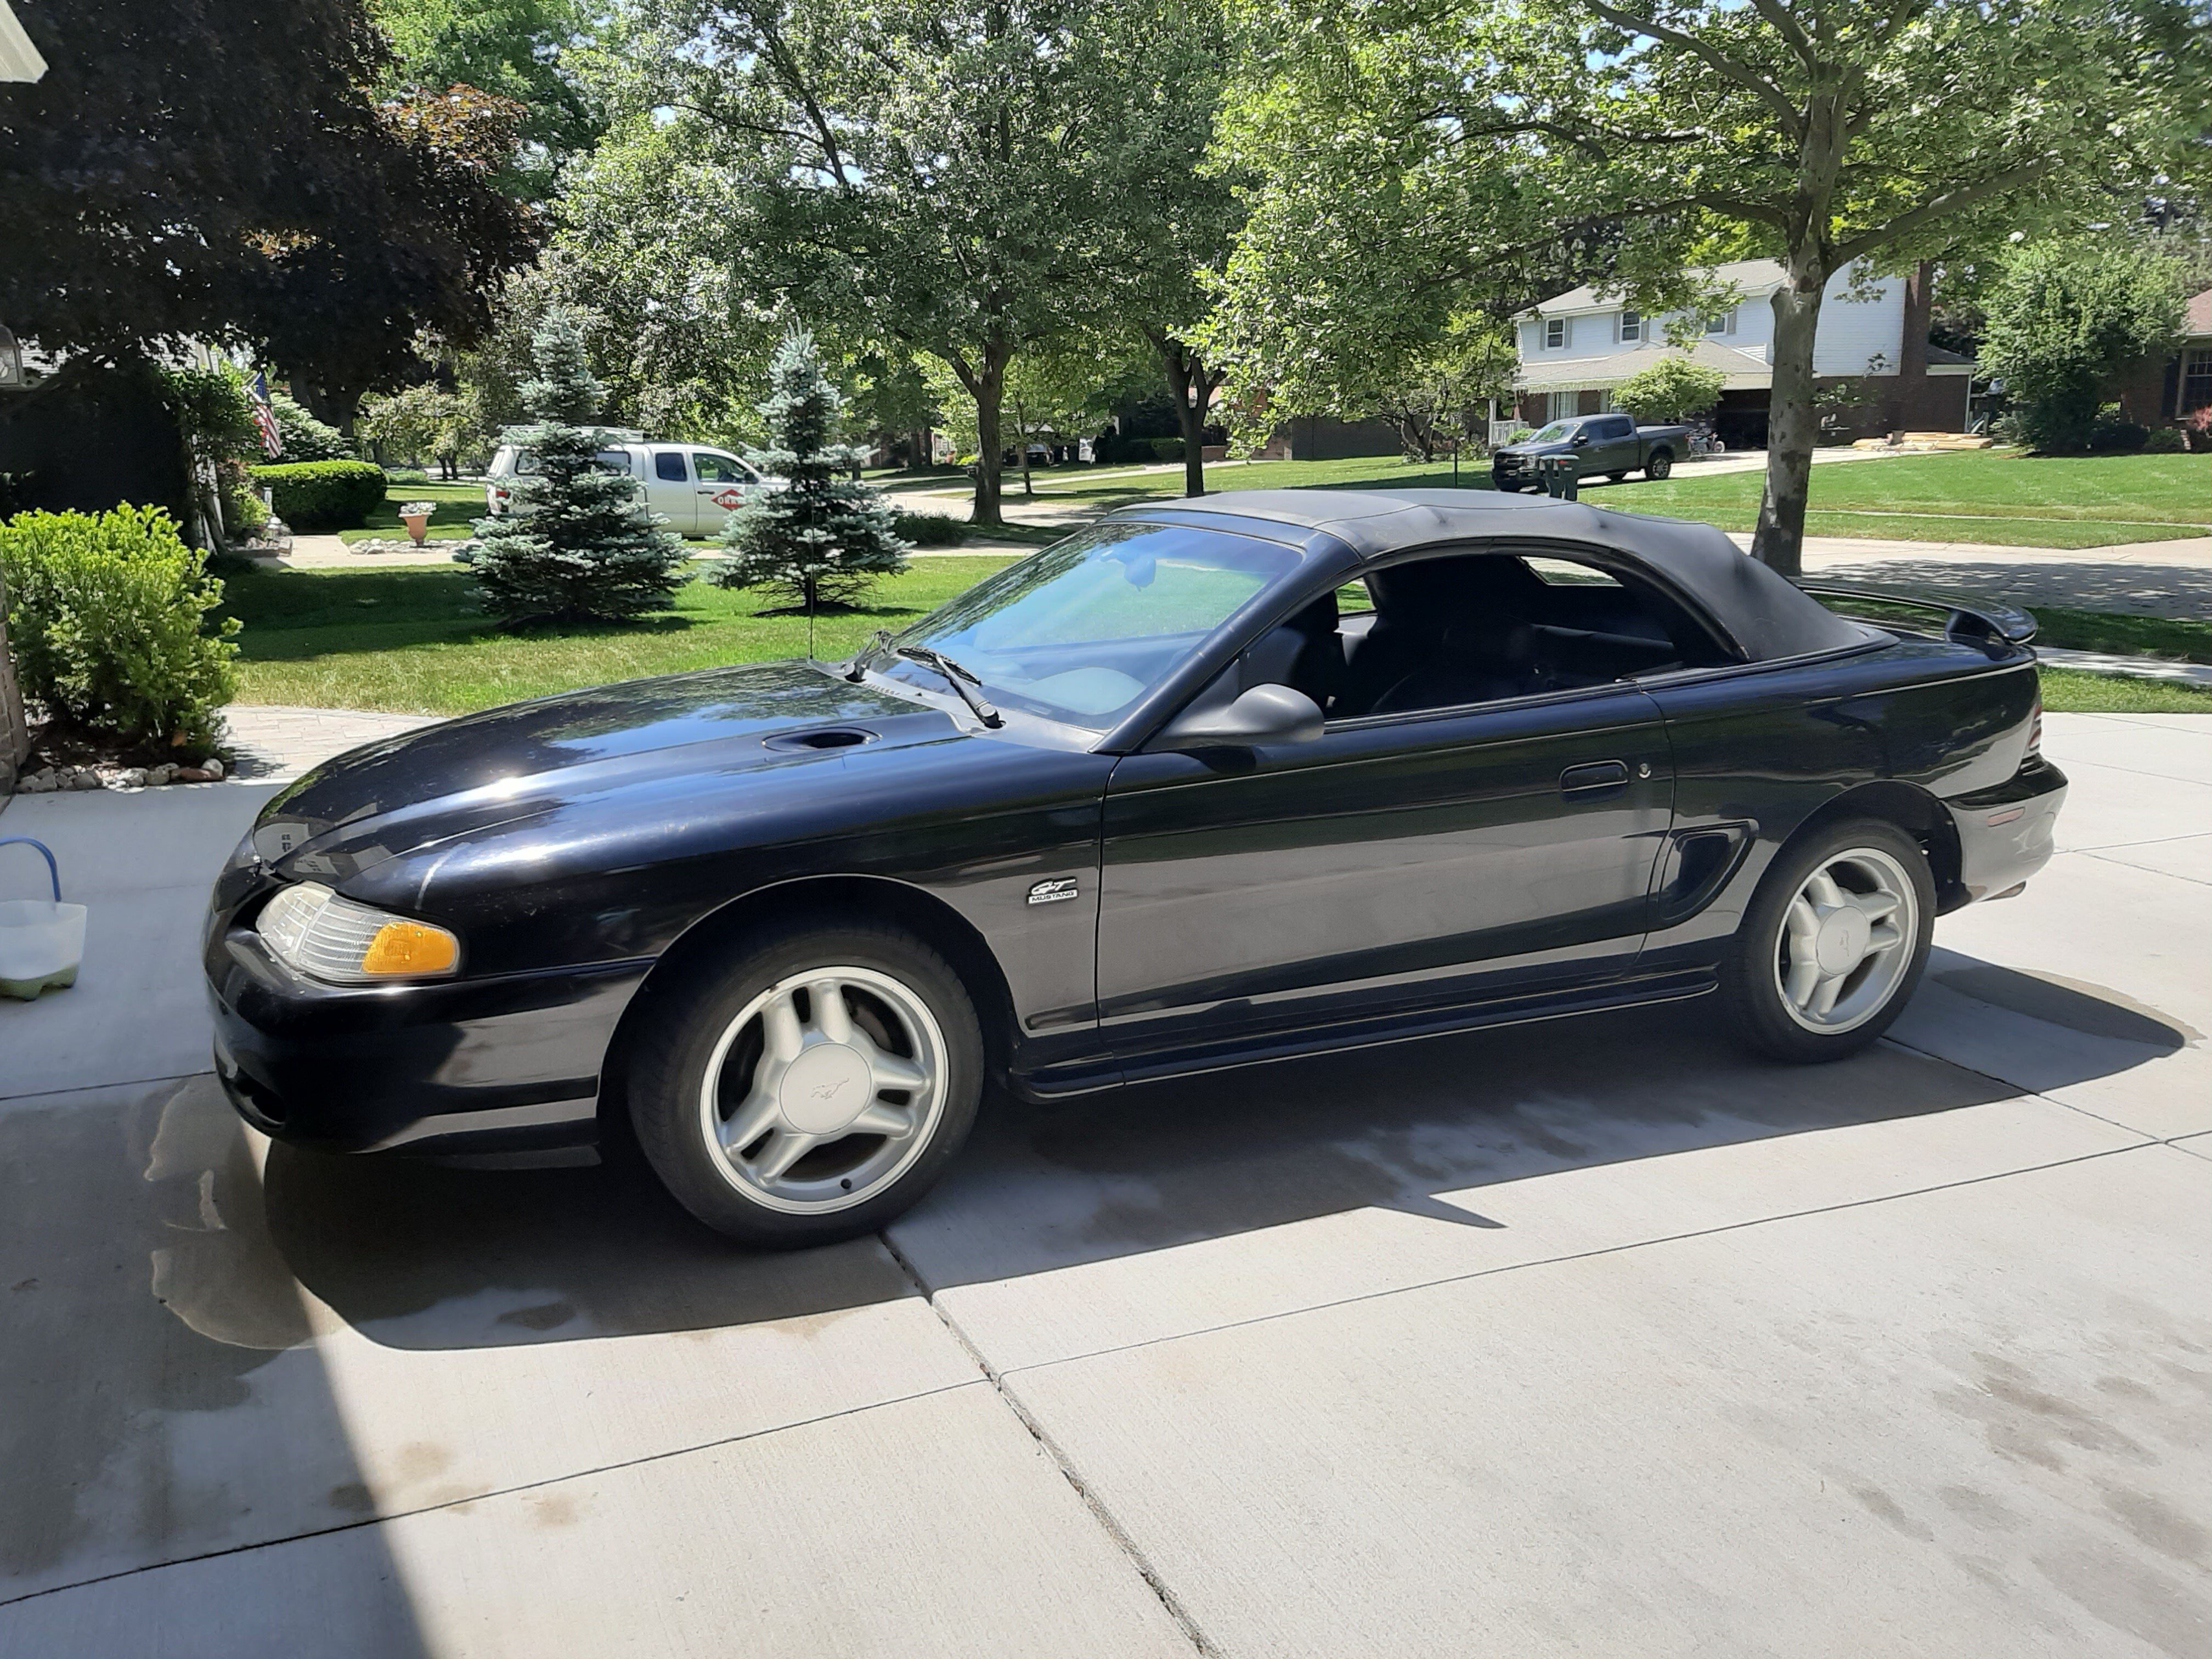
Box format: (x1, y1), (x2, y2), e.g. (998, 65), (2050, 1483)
(1491, 413), (1686, 492)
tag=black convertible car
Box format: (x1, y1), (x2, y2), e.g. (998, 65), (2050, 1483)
(206, 490), (2066, 1246)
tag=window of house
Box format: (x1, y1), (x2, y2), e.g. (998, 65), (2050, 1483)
(2183, 347), (2212, 414)
(1618, 309), (1641, 343)
(1548, 391), (1579, 422)
(1544, 317), (1567, 349)
(1322, 552), (1731, 721)
(653, 450), (689, 482)
(1705, 309), (1736, 336)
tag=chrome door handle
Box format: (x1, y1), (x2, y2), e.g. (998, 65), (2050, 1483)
(1560, 760), (1630, 798)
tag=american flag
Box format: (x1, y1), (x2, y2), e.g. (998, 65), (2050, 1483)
(247, 371), (283, 458)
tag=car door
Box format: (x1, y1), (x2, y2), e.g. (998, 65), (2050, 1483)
(1094, 678), (1675, 1059)
(644, 448), (698, 535)
(693, 449), (760, 535)
(1585, 414), (1631, 475)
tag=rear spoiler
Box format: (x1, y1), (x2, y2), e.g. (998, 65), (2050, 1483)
(1796, 583), (2038, 647)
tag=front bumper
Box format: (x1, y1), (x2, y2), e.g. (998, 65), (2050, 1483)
(206, 921), (648, 1154)
(1943, 756), (2067, 909)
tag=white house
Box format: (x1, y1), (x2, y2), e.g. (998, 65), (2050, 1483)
(1511, 258), (1973, 448)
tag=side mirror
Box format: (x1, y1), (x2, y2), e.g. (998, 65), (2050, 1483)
(1155, 683), (1324, 751)
(1570, 432), (1590, 446)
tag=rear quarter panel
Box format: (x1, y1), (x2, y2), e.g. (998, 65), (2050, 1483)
(1639, 637), (2038, 961)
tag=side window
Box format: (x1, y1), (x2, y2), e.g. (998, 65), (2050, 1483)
(695, 451), (751, 483)
(594, 448), (634, 475)
(653, 450), (689, 482)
(1606, 416), (1635, 439)
(1544, 317), (1567, 349)
(1328, 552), (1728, 721)
(1618, 308), (1641, 342)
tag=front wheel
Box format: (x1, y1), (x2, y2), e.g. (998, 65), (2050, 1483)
(628, 921), (984, 1247)
(1645, 450), (1674, 480)
(1720, 819), (1934, 1063)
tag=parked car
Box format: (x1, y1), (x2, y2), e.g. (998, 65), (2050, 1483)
(206, 489), (2063, 1248)
(1492, 414), (1685, 490)
(484, 441), (780, 537)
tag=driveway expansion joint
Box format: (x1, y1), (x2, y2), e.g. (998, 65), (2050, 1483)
(878, 1228), (1220, 1658)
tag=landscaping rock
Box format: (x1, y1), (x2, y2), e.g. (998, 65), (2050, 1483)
(69, 772), (100, 791)
(114, 767), (147, 789)
(147, 763), (178, 786)
(173, 767), (213, 783)
(204, 757), (226, 781)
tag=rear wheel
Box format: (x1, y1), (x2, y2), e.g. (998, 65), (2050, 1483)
(628, 920), (983, 1247)
(1720, 819), (1934, 1063)
(1645, 450), (1674, 480)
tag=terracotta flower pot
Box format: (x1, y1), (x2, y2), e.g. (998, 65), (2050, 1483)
(400, 511), (430, 544)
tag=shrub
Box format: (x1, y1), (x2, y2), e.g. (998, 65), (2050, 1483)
(893, 510), (968, 547)
(269, 392), (354, 463)
(249, 459), (389, 530)
(0, 506), (239, 753)
(709, 329), (908, 613)
(1612, 354), (1727, 422)
(1980, 236), (2188, 453)
(1148, 436), (1186, 462)
(2142, 425), (2185, 453)
(2086, 405), (2148, 452)
(385, 466), (430, 484)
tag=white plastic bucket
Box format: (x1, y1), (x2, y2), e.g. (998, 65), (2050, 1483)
(0, 838), (86, 1000)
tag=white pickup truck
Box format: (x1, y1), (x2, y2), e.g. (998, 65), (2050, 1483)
(485, 440), (781, 537)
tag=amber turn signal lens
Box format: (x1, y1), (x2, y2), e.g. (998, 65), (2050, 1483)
(360, 919), (460, 977)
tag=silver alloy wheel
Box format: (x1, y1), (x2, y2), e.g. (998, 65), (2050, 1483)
(1771, 846), (1918, 1033)
(697, 964), (949, 1214)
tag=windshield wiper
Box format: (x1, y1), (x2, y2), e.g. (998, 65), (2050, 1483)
(895, 646), (1004, 728)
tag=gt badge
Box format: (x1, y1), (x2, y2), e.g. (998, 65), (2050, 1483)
(1026, 877), (1080, 906)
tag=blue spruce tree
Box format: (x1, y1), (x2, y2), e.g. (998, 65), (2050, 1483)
(710, 330), (908, 615)
(469, 311), (689, 625)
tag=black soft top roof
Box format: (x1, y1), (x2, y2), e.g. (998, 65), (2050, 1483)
(1109, 488), (1873, 663)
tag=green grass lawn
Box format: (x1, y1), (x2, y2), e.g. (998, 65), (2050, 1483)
(2038, 666), (2212, 713)
(334, 479), (487, 544)
(1011, 447), (2211, 550)
(222, 556), (1019, 715)
(1594, 449), (2212, 548)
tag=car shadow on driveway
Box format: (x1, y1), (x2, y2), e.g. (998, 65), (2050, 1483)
(237, 951), (2191, 1338)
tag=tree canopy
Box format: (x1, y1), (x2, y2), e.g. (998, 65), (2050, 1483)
(608, 0), (1235, 523)
(1211, 0), (2209, 572)
(0, 0), (538, 429)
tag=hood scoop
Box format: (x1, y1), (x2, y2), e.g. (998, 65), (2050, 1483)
(763, 726), (878, 753)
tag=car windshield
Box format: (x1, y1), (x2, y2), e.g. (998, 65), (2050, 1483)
(1527, 420), (1578, 443)
(880, 522), (1301, 731)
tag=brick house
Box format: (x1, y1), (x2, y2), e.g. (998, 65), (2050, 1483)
(2106, 287), (2212, 431)
(1510, 258), (1972, 450)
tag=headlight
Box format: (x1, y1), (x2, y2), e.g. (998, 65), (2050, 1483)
(256, 883), (460, 984)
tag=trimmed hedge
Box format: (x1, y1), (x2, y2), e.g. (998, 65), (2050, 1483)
(0, 505), (238, 752)
(249, 459), (388, 531)
(892, 510), (970, 546)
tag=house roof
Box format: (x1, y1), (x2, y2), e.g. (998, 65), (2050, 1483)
(2186, 288), (2212, 340)
(1524, 259), (1788, 319)
(1515, 339), (1773, 392)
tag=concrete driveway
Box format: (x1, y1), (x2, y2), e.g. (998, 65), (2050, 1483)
(0, 715), (2203, 1657)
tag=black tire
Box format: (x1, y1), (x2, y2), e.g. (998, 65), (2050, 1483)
(1720, 817), (1936, 1064)
(627, 919), (984, 1248)
(1645, 449), (1674, 480)
(1607, 471), (1628, 483)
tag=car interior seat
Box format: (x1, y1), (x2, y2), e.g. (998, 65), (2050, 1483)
(1237, 591), (1345, 709)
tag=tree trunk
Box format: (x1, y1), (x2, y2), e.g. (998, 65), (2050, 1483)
(1751, 255), (1828, 581)
(1013, 391), (1033, 495)
(969, 348), (1006, 526)
(1149, 330), (1211, 498)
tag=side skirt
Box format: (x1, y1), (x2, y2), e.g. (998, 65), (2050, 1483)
(1011, 967), (1719, 1101)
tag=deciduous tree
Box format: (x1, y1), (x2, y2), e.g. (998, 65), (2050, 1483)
(1212, 0), (2208, 574)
